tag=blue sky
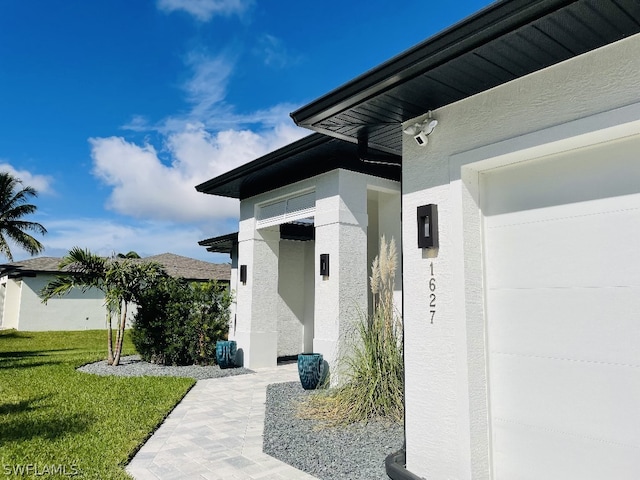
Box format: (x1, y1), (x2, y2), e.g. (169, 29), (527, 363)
(0, 0), (492, 263)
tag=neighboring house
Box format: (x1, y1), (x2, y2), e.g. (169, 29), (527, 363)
(197, 134), (402, 371)
(200, 0), (640, 478)
(0, 253), (230, 331)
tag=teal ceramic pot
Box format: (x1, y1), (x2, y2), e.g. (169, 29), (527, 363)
(297, 353), (324, 390)
(216, 340), (237, 369)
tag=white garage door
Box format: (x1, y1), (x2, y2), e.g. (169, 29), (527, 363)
(481, 134), (640, 480)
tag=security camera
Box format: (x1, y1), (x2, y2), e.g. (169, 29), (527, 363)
(403, 117), (438, 147)
(414, 130), (429, 146)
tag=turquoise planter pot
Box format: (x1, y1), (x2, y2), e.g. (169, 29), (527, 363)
(297, 353), (324, 390)
(216, 340), (237, 369)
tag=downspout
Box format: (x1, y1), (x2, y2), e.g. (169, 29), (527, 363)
(357, 136), (401, 167)
(384, 136), (425, 480)
(386, 447), (424, 480)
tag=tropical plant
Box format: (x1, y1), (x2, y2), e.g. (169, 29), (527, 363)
(0, 171), (47, 261)
(116, 250), (141, 258)
(131, 278), (231, 366)
(105, 260), (166, 365)
(299, 236), (404, 425)
(39, 247), (166, 365)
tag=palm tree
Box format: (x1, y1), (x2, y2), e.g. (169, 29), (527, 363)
(0, 171), (47, 261)
(40, 247), (166, 365)
(40, 247), (114, 361)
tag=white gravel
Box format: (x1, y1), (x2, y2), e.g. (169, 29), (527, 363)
(263, 381), (403, 480)
(77, 355), (254, 379)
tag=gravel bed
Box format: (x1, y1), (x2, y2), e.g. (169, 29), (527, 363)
(77, 355), (254, 379)
(263, 381), (403, 480)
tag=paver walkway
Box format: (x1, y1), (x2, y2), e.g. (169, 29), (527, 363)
(127, 363), (319, 480)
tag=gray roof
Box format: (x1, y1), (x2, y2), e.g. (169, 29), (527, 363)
(140, 253), (230, 282)
(0, 253), (230, 283)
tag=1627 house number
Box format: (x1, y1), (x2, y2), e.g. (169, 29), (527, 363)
(429, 262), (436, 324)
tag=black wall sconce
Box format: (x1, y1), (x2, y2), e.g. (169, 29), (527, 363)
(319, 254), (330, 277)
(417, 204), (438, 249)
(240, 265), (247, 285)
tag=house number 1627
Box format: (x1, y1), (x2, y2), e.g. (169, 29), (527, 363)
(429, 262), (436, 324)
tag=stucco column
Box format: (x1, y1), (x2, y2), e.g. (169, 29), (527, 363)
(234, 225), (280, 368)
(313, 170), (368, 384)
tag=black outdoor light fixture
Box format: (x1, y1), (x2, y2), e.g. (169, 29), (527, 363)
(319, 254), (330, 277)
(240, 265), (247, 285)
(417, 204), (438, 249)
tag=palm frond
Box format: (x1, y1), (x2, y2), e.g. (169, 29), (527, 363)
(0, 171), (46, 261)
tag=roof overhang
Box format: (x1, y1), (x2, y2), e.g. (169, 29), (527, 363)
(291, 0), (640, 155)
(198, 232), (238, 254)
(195, 133), (400, 200)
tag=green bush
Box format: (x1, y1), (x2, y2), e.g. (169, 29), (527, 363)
(131, 278), (231, 366)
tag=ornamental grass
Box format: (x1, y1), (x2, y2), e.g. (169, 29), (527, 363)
(299, 236), (404, 425)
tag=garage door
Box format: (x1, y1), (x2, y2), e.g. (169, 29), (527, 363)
(481, 134), (640, 479)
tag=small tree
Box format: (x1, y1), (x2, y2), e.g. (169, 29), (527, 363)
(40, 247), (166, 366)
(105, 260), (166, 365)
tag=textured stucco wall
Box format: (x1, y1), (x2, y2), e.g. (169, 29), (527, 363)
(234, 225), (280, 368)
(1, 278), (21, 329)
(6, 275), (108, 331)
(402, 34), (640, 479)
(277, 240), (306, 356)
(303, 241), (315, 352)
(228, 242), (238, 337)
(234, 168), (399, 371)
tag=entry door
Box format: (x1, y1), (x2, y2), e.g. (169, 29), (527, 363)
(481, 135), (640, 479)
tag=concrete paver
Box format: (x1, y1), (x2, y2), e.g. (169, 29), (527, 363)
(126, 363), (319, 480)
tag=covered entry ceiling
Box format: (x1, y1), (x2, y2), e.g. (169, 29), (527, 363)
(291, 0), (640, 155)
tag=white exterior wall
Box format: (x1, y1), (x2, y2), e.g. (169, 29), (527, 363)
(367, 190), (402, 315)
(303, 241), (315, 352)
(229, 242), (239, 337)
(277, 240), (308, 357)
(402, 34), (640, 479)
(234, 167), (400, 372)
(1, 275), (107, 331)
(234, 223), (280, 368)
(2, 277), (21, 329)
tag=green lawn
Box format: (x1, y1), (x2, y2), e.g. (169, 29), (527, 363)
(0, 330), (195, 479)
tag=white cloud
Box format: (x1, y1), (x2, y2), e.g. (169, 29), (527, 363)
(182, 51), (233, 117)
(90, 122), (307, 223)
(255, 34), (302, 68)
(0, 162), (54, 195)
(156, 0), (251, 21)
(94, 49), (308, 224)
(37, 217), (233, 263)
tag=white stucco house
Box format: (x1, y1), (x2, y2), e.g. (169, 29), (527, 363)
(198, 0), (640, 477)
(0, 253), (230, 331)
(197, 134), (402, 373)
(286, 1), (640, 479)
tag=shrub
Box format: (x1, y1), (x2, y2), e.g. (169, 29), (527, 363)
(300, 236), (404, 425)
(131, 278), (231, 366)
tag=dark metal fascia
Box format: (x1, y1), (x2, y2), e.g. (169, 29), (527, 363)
(290, 0), (579, 128)
(194, 133), (330, 197)
(198, 232), (239, 247)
